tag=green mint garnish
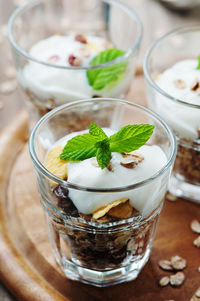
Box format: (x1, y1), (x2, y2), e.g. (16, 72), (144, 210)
(197, 56), (200, 70)
(60, 123), (154, 169)
(86, 48), (127, 91)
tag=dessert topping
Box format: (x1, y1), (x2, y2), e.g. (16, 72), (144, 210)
(190, 78), (200, 91)
(87, 48), (127, 90)
(120, 153), (144, 169)
(173, 79), (186, 89)
(68, 55), (82, 66)
(45, 145), (68, 183)
(60, 122), (154, 169)
(92, 198), (129, 220)
(75, 34), (87, 44)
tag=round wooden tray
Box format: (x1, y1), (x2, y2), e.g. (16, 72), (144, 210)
(0, 111), (199, 301)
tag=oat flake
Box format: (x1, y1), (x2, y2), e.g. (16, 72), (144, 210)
(170, 272), (185, 287)
(0, 81), (17, 94)
(159, 276), (170, 287)
(171, 255), (187, 270)
(191, 220), (200, 234)
(158, 259), (173, 271)
(193, 236), (200, 248)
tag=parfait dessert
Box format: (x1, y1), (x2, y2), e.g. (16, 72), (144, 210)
(29, 98), (175, 286)
(155, 59), (200, 187)
(18, 33), (131, 118)
(45, 123), (166, 275)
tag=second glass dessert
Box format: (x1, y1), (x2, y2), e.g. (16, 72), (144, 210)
(29, 98), (176, 286)
(8, 0), (142, 128)
(144, 25), (200, 203)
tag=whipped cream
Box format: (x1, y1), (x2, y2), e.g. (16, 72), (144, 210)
(19, 35), (131, 104)
(155, 59), (200, 140)
(50, 129), (167, 217)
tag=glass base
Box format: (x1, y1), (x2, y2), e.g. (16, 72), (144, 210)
(169, 175), (200, 204)
(59, 248), (151, 287)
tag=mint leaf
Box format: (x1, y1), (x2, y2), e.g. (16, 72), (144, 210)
(60, 134), (98, 161)
(87, 48), (127, 90)
(197, 56), (200, 70)
(89, 122), (108, 140)
(96, 140), (111, 169)
(109, 124), (154, 153)
(60, 123), (154, 169)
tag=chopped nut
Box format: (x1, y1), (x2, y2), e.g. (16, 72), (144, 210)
(173, 79), (186, 89)
(78, 47), (90, 57)
(191, 220), (200, 234)
(120, 153), (144, 169)
(47, 55), (59, 63)
(107, 162), (114, 172)
(191, 78), (200, 91)
(159, 276), (170, 287)
(198, 129), (200, 139)
(158, 259), (173, 271)
(75, 34), (87, 44)
(193, 236), (200, 248)
(171, 255), (187, 270)
(92, 198), (129, 219)
(68, 55), (82, 66)
(0, 80), (17, 94)
(108, 200), (133, 219)
(170, 272), (185, 287)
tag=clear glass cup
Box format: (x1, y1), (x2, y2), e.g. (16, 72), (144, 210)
(29, 98), (176, 287)
(8, 0), (142, 128)
(143, 25), (200, 204)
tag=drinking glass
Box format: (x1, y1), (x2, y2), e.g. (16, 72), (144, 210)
(143, 25), (200, 203)
(8, 0), (142, 128)
(29, 98), (176, 286)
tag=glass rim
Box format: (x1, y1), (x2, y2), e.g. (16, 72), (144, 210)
(29, 98), (177, 192)
(143, 24), (200, 110)
(8, 0), (143, 70)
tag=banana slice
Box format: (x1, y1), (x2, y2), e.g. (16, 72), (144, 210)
(93, 198), (132, 220)
(45, 145), (68, 180)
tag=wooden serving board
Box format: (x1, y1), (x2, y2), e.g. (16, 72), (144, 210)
(0, 110), (199, 301)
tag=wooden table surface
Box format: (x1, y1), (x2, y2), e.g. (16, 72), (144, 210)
(0, 0), (200, 300)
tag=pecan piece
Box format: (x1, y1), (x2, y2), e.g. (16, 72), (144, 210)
(191, 78), (200, 91)
(120, 153), (144, 169)
(75, 34), (87, 44)
(68, 55), (82, 66)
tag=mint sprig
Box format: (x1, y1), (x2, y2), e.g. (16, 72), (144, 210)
(60, 123), (154, 169)
(197, 56), (200, 70)
(87, 48), (127, 91)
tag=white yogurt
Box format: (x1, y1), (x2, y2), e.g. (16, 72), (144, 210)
(50, 129), (167, 217)
(19, 35), (131, 104)
(155, 59), (200, 140)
